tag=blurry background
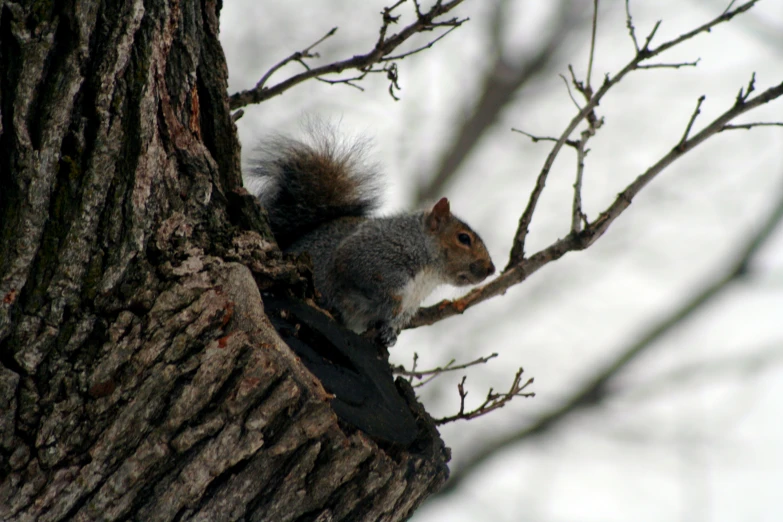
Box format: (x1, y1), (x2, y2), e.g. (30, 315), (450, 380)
(221, 1), (783, 521)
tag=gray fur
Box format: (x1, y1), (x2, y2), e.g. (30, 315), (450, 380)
(290, 213), (442, 344)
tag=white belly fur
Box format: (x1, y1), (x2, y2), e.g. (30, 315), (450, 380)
(399, 267), (444, 318)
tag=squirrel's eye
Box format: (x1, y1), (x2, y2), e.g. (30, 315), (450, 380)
(457, 233), (472, 246)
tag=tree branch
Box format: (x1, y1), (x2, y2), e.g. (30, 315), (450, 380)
(411, 78), (783, 328)
(434, 368), (535, 425)
(254, 27), (338, 92)
(436, 174), (783, 494)
(228, 0), (468, 108)
(506, 0), (760, 268)
(408, 0), (778, 329)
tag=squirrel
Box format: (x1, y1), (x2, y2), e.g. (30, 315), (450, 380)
(248, 131), (495, 347)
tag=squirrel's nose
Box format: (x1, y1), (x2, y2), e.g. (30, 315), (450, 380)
(470, 260), (495, 279)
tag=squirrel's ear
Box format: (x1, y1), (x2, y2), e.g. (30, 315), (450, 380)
(427, 197), (451, 231)
(433, 197), (450, 215)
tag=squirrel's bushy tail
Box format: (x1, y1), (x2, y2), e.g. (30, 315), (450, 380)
(247, 130), (382, 248)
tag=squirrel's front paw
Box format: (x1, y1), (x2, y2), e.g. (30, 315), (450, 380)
(377, 324), (398, 347)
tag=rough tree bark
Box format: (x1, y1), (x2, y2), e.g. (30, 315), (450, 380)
(0, 1), (448, 521)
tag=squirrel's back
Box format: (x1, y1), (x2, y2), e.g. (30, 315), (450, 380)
(247, 132), (381, 249)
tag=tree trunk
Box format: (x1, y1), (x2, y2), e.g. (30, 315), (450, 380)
(0, 2), (448, 520)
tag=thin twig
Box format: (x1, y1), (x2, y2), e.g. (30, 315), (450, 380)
(317, 76), (367, 92)
(625, 0), (640, 52)
(567, 65), (587, 100)
(512, 128), (577, 147)
(736, 72), (757, 105)
(314, 62), (402, 99)
(434, 368), (535, 425)
(381, 25), (461, 61)
(722, 0), (739, 16)
(571, 134), (589, 233)
(568, 64), (599, 127)
(677, 95), (706, 150)
(254, 28), (338, 92)
(586, 0), (599, 88)
(378, 0), (408, 47)
(411, 373), (444, 388)
(637, 59), (700, 70)
(721, 122), (783, 131)
(559, 73), (582, 110)
(393, 353), (499, 378)
(393, 353), (500, 388)
(642, 20), (662, 51)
